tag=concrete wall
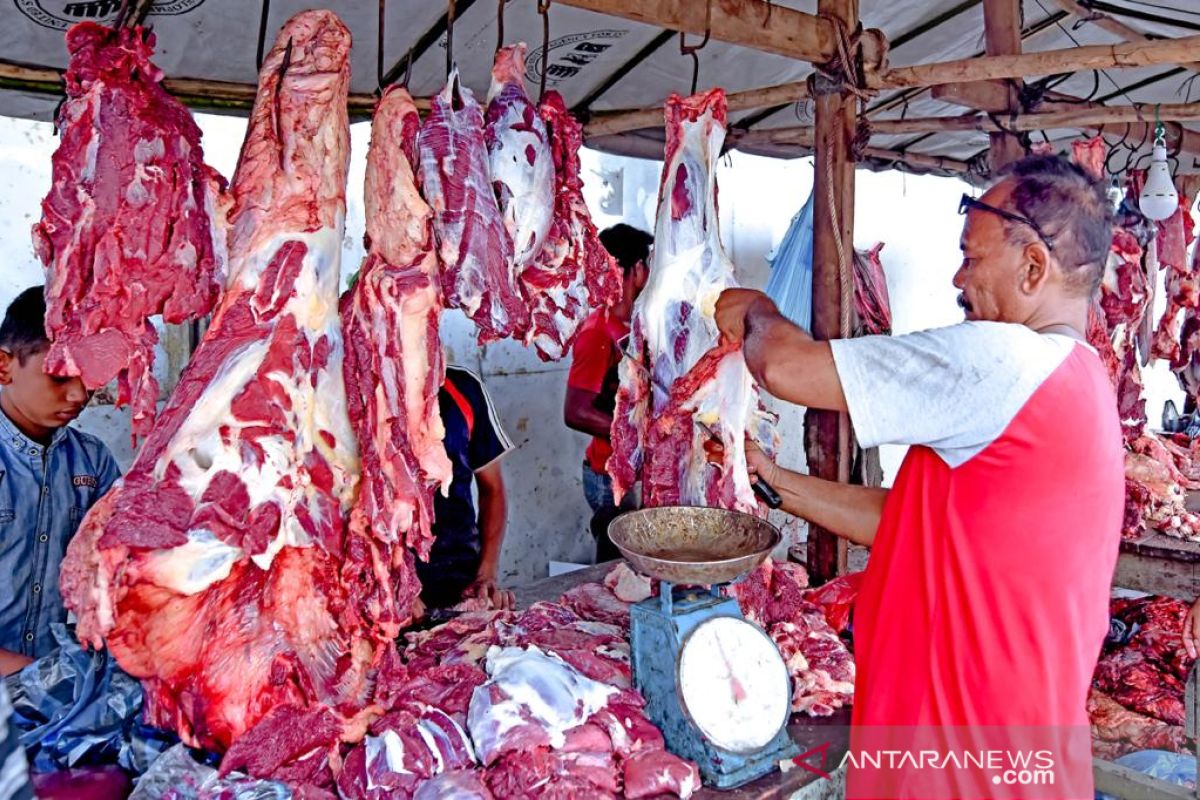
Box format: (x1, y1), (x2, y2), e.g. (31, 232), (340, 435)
(0, 113), (1190, 587)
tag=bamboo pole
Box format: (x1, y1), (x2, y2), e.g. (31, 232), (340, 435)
(1048, 0), (1200, 72)
(807, 0), (857, 583)
(983, 0), (1025, 170)
(871, 33), (1200, 91)
(0, 59), (428, 117)
(553, 0), (838, 65)
(738, 101), (1200, 145)
(585, 79), (811, 137)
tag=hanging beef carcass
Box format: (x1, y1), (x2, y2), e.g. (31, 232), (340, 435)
(520, 90), (621, 361)
(341, 84), (451, 564)
(1150, 193), (1198, 364)
(608, 89), (773, 513)
(60, 12), (408, 755)
(420, 69), (527, 343)
(32, 23), (226, 439)
(485, 44), (554, 270)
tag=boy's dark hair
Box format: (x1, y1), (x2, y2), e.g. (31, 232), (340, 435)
(598, 224), (653, 275)
(0, 286), (50, 365)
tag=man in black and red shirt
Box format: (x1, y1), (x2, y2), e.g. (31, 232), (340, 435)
(563, 224), (652, 561)
(417, 366), (514, 609)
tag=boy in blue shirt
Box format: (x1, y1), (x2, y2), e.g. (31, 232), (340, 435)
(0, 287), (120, 674)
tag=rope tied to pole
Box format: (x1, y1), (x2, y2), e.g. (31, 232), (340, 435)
(810, 14), (874, 104)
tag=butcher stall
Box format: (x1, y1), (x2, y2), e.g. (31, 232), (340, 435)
(2, 0), (1200, 798)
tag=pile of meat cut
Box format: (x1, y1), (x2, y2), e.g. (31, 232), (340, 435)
(609, 89), (777, 514)
(1072, 138), (1200, 540)
(1089, 595), (1195, 759)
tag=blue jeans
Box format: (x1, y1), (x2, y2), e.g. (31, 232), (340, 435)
(582, 461), (634, 562)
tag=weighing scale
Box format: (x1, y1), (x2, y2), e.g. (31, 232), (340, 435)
(610, 506), (799, 790)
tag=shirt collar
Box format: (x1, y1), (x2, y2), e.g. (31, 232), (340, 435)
(0, 406), (66, 457)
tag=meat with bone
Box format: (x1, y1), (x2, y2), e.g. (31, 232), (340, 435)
(340, 84), (451, 562)
(32, 23), (226, 439)
(420, 70), (527, 344)
(485, 44), (554, 270)
(60, 12), (407, 756)
(520, 90), (621, 361)
(608, 89), (772, 512)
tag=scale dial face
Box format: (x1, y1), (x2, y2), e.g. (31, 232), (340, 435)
(677, 616), (791, 754)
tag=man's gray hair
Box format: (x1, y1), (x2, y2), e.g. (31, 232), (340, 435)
(998, 154), (1113, 296)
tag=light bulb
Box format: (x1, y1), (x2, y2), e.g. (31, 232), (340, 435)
(1140, 142), (1179, 221)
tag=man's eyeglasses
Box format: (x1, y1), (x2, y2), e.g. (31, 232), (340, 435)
(958, 193), (1055, 252)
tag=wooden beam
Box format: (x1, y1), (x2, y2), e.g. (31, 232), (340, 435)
(932, 80), (1011, 112)
(871, 32), (1200, 90)
(742, 101), (1200, 142)
(983, 0), (1026, 170)
(553, 0), (838, 65)
(0, 58), (426, 118)
(585, 79), (811, 137)
(807, 0), (857, 584)
(1049, 0), (1200, 72)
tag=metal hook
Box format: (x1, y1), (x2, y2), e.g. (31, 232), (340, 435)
(678, 0), (712, 96)
(497, 0), (505, 53)
(377, 0), (386, 92)
(255, 0), (272, 72)
(538, 0), (551, 103)
(446, 0), (456, 79)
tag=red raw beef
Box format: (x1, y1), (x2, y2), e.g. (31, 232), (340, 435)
(852, 243), (891, 336)
(59, 11), (407, 757)
(1089, 690), (1187, 759)
(519, 90), (621, 361)
(419, 70), (526, 344)
(802, 571), (864, 633)
(341, 84), (452, 565)
(622, 750), (701, 799)
(1151, 194), (1199, 363)
(33, 22), (226, 439)
(484, 44), (554, 270)
(609, 90), (774, 512)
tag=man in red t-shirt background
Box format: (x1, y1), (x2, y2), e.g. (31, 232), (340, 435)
(564, 224), (652, 561)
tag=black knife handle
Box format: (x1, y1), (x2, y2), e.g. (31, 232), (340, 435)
(753, 477), (783, 509)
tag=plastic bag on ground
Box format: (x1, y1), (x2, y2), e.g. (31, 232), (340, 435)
(4, 624), (176, 773)
(129, 744), (291, 800)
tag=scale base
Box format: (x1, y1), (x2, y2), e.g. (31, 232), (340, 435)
(630, 585), (799, 790)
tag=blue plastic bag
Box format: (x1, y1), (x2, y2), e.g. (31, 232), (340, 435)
(764, 191), (815, 331)
(4, 624), (177, 774)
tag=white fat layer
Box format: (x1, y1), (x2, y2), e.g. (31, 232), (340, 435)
(138, 530), (242, 596)
(155, 222), (359, 582)
(467, 645), (617, 757)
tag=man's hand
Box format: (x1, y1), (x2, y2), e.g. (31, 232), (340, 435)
(1185, 598), (1200, 659)
(703, 436), (780, 489)
(716, 289), (776, 344)
(464, 572), (514, 610)
(0, 648), (33, 676)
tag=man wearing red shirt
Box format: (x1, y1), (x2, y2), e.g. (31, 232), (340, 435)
(564, 224), (652, 561)
(715, 155), (1122, 798)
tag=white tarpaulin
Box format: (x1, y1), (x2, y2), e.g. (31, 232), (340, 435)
(0, 0), (1197, 174)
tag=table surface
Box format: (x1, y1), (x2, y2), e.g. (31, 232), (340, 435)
(512, 561), (851, 799)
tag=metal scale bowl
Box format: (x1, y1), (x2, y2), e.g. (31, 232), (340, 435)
(610, 506), (798, 789)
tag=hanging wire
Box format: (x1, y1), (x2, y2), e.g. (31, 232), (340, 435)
(537, 0), (551, 102)
(377, 0), (386, 91)
(678, 0), (712, 96)
(446, 0), (456, 77)
(255, 0), (272, 71)
(496, 0), (505, 52)
(1031, 0), (1139, 108)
